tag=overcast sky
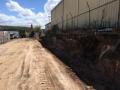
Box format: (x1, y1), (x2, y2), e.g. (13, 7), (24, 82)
(0, 0), (61, 28)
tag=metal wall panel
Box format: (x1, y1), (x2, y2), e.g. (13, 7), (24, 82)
(50, 0), (119, 30)
(51, 1), (63, 27)
(45, 22), (51, 31)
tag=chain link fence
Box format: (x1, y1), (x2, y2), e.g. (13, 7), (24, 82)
(51, 0), (120, 32)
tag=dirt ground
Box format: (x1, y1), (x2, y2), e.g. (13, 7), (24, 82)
(0, 39), (88, 90)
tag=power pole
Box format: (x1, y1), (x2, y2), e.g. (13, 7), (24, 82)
(31, 24), (33, 30)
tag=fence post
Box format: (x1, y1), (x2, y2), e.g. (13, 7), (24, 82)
(77, 0), (79, 29)
(86, 2), (91, 28)
(66, 14), (68, 30)
(117, 0), (120, 31)
(69, 12), (73, 30)
(101, 8), (106, 28)
(62, 0), (64, 31)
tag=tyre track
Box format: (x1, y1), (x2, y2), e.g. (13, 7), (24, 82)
(0, 39), (88, 90)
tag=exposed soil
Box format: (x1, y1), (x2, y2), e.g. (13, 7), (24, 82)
(0, 38), (87, 90)
(42, 31), (120, 90)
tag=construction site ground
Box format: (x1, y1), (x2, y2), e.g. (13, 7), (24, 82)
(0, 38), (89, 90)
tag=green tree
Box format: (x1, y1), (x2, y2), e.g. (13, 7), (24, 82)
(19, 30), (26, 38)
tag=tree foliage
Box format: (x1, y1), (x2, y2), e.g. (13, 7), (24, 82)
(29, 26), (44, 38)
(19, 30), (26, 38)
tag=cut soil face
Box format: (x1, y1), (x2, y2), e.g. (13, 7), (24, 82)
(41, 32), (120, 90)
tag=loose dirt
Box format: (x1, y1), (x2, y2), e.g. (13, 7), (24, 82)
(0, 39), (87, 90)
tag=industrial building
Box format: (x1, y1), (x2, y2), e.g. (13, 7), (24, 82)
(46, 0), (120, 30)
(45, 22), (51, 31)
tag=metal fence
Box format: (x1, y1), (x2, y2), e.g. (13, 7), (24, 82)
(51, 0), (120, 32)
(0, 31), (10, 44)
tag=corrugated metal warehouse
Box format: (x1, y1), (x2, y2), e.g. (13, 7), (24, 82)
(46, 0), (120, 30)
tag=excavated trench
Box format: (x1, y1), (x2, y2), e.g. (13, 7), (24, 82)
(42, 32), (120, 90)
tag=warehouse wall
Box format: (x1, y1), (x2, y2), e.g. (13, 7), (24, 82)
(63, 0), (78, 29)
(51, 1), (63, 28)
(45, 22), (51, 31)
(50, 0), (119, 30)
(88, 0), (119, 27)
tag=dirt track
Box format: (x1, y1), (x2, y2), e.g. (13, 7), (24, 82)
(0, 39), (86, 90)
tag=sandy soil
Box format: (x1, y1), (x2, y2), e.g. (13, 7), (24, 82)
(0, 39), (86, 90)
